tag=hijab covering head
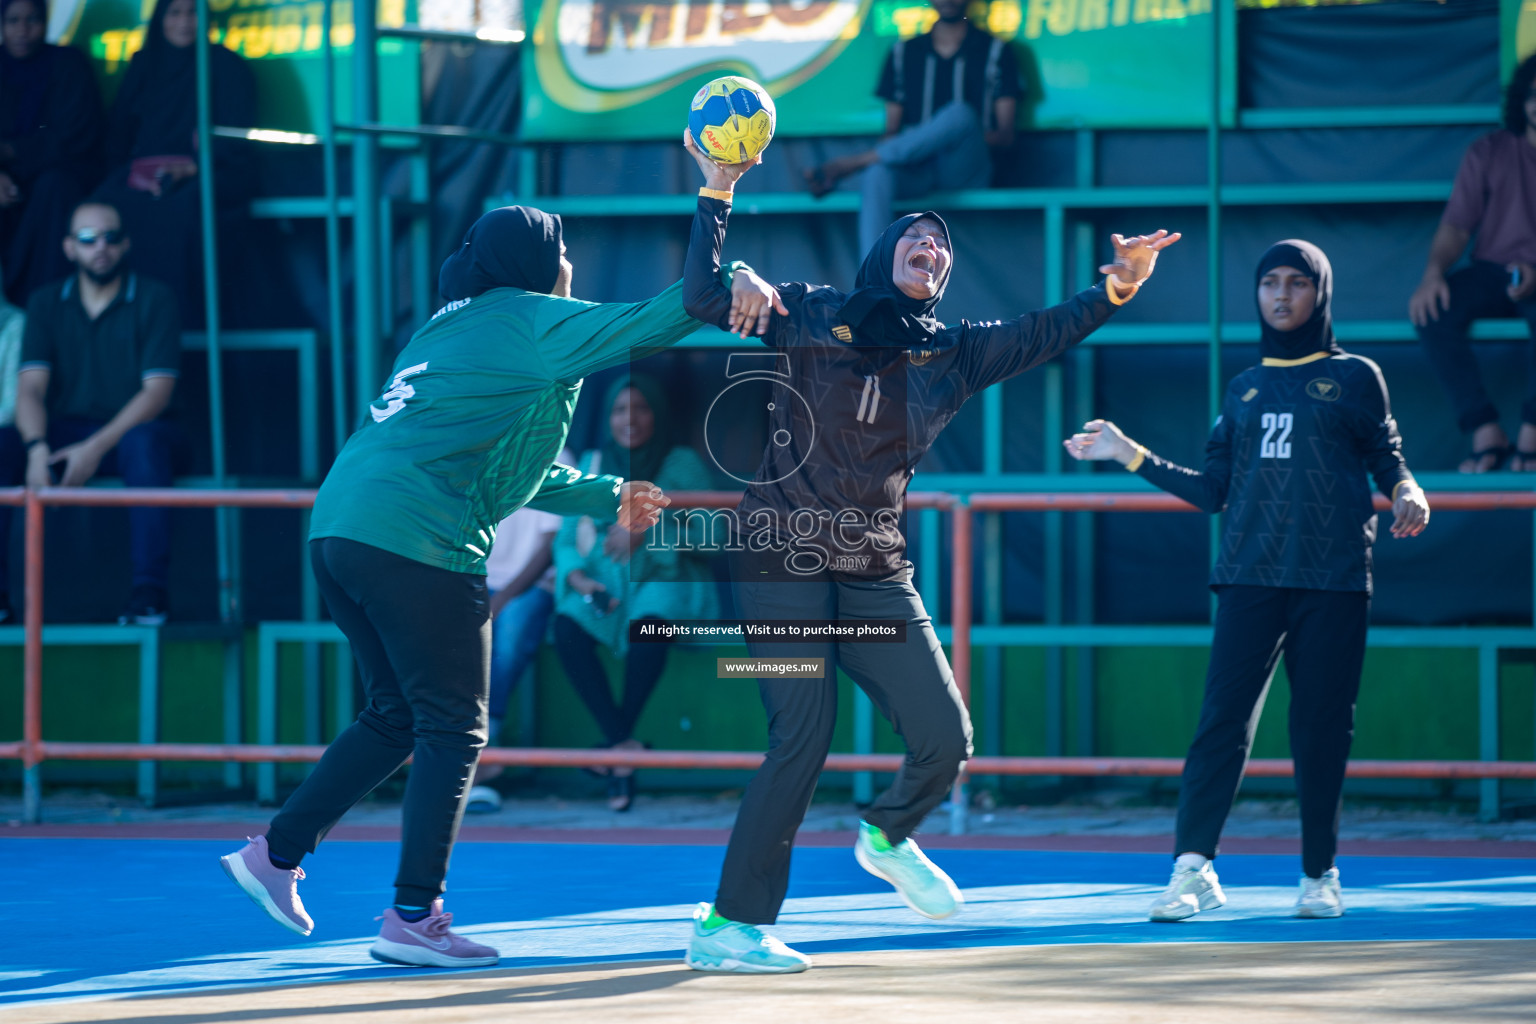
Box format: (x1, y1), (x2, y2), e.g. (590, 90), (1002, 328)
(838, 211), (951, 347)
(0, 0), (53, 140)
(1255, 239), (1341, 361)
(438, 205), (563, 301)
(599, 373), (672, 487)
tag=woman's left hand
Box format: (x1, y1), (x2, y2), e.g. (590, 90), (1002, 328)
(617, 479), (669, 532)
(1390, 483), (1430, 539)
(729, 269), (788, 338)
(1100, 229), (1182, 287)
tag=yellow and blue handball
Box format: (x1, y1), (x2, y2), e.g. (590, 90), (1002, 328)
(688, 76), (776, 164)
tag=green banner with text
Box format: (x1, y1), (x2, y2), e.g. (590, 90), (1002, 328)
(523, 0), (1217, 141)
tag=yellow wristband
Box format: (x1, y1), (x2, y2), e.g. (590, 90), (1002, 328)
(699, 187), (734, 204)
(1125, 445), (1148, 473)
(1391, 479), (1415, 501)
(1105, 274), (1140, 306)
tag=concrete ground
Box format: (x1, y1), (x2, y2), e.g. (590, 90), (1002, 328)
(11, 941), (1536, 1024)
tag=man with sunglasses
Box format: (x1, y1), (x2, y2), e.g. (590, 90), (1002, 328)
(0, 201), (181, 624)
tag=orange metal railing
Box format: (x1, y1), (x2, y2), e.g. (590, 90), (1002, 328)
(5, 485), (1536, 821)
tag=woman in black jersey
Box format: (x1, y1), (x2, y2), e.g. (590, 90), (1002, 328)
(678, 131), (1179, 972)
(1065, 240), (1431, 922)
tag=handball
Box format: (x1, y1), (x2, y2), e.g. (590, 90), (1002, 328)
(688, 76), (776, 164)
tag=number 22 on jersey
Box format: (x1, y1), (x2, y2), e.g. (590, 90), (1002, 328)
(371, 362), (428, 423)
(1260, 411), (1293, 460)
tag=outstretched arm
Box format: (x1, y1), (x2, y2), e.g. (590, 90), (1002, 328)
(1064, 415), (1232, 514)
(682, 130), (787, 339)
(959, 230), (1180, 392)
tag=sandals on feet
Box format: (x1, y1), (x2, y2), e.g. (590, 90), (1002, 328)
(607, 773), (635, 812)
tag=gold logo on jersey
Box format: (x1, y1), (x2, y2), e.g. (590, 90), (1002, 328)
(832, 324), (853, 342)
(908, 347), (936, 366)
(1241, 388), (1258, 402)
(1307, 378), (1341, 402)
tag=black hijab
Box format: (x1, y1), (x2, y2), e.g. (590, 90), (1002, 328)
(438, 205), (563, 301)
(837, 211), (952, 347)
(0, 0), (53, 140)
(1255, 239), (1342, 361)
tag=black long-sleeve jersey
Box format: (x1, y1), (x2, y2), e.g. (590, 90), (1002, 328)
(685, 195), (1121, 577)
(1134, 351), (1414, 594)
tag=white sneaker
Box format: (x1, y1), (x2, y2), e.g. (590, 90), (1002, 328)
(1149, 860), (1226, 922)
(1294, 867), (1344, 918)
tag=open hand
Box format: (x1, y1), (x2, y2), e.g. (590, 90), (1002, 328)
(1389, 483), (1430, 539)
(1063, 419), (1139, 465)
(617, 479), (669, 532)
(683, 128), (761, 195)
(49, 439), (104, 487)
(1409, 272), (1451, 326)
(1100, 230), (1181, 287)
(729, 268), (788, 338)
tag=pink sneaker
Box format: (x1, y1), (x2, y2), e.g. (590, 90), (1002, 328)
(219, 835), (314, 936)
(370, 900), (499, 968)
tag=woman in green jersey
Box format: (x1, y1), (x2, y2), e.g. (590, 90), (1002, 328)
(219, 156), (775, 967)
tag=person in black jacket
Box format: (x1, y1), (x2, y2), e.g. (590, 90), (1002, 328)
(1064, 239), (1431, 922)
(680, 130), (1179, 972)
(91, 0), (255, 327)
(0, 0), (104, 305)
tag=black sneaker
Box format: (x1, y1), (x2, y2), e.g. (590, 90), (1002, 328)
(118, 585), (168, 626)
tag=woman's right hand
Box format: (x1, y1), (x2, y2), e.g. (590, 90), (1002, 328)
(683, 128), (760, 195)
(1063, 419), (1139, 465)
(729, 268), (788, 338)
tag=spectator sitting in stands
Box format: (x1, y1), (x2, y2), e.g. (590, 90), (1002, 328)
(1412, 52), (1536, 472)
(91, 0), (255, 328)
(552, 374), (719, 812)
(466, 453), (572, 815)
(803, 0), (1020, 253)
(0, 201), (181, 624)
(0, 0), (104, 306)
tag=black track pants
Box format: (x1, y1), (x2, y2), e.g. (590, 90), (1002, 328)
(714, 568), (973, 924)
(1174, 584), (1369, 879)
(267, 538), (491, 907)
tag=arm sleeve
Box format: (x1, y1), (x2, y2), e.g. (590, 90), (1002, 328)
(875, 46), (898, 102)
(19, 290), (54, 369)
(6, 49), (104, 180)
(955, 283), (1118, 393)
(539, 199), (750, 381)
(1349, 362), (1415, 499)
(524, 462), (622, 518)
(682, 194), (751, 330)
(1441, 137), (1489, 234)
(139, 285), (182, 378)
(996, 41), (1023, 100)
(1132, 395), (1236, 514)
(103, 57), (144, 168)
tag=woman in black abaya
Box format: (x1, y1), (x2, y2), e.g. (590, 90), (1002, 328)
(0, 0), (103, 304)
(93, 0), (255, 326)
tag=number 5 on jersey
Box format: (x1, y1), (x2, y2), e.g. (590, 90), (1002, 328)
(1260, 411), (1293, 460)
(371, 362), (428, 423)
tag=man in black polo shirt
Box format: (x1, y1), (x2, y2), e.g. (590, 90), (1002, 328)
(804, 0), (1021, 251)
(0, 201), (180, 624)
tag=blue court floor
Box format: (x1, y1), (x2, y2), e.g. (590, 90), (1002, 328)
(1, 839), (1532, 1007)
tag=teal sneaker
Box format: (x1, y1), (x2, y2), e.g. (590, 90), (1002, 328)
(683, 903), (811, 974)
(853, 821), (962, 920)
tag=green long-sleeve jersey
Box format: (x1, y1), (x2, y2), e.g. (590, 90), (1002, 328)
(309, 278), (708, 574)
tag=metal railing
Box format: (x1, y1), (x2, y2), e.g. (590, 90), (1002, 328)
(5, 486), (1536, 832)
